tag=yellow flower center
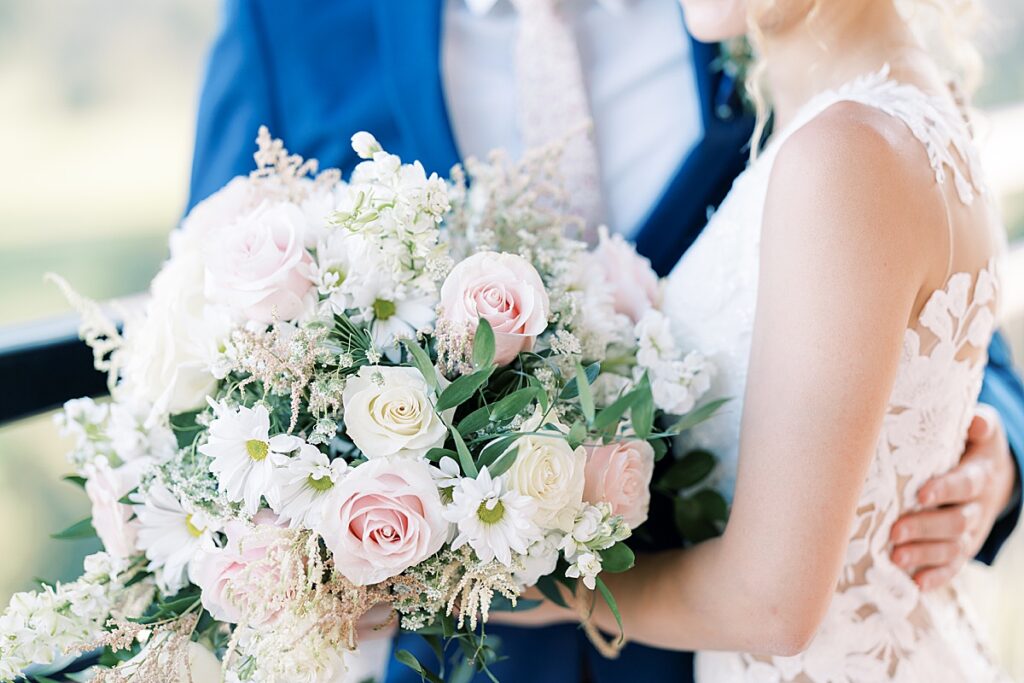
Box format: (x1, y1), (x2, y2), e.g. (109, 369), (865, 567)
(477, 499), (505, 525)
(306, 474), (334, 492)
(246, 439), (269, 461)
(184, 514), (204, 538)
(373, 298), (397, 321)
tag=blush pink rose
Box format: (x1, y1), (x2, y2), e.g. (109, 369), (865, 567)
(204, 202), (316, 323)
(583, 440), (655, 529)
(593, 228), (660, 323)
(439, 251), (550, 366)
(316, 457), (447, 586)
(84, 458), (144, 559)
(190, 510), (292, 626)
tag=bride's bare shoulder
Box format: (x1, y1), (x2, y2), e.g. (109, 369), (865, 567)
(762, 99), (948, 284)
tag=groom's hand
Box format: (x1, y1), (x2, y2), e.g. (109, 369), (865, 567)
(889, 405), (1016, 591)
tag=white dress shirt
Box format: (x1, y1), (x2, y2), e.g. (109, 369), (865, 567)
(441, 0), (703, 237)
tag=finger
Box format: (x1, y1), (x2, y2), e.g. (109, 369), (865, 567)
(967, 405), (999, 443)
(891, 541), (961, 571)
(913, 562), (960, 592)
(891, 504), (980, 544)
(918, 461), (988, 507)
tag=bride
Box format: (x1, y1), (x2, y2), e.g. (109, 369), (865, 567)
(498, 0), (1010, 680)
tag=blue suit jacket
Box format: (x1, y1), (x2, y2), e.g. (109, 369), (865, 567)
(188, 2), (1024, 682)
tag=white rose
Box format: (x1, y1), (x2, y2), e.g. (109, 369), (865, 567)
(342, 366), (449, 459)
(506, 412), (586, 532)
(120, 244), (231, 418)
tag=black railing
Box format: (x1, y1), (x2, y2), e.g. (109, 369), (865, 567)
(0, 316), (108, 425)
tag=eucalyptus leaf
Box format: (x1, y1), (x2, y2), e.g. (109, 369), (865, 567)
(591, 388), (640, 432)
(436, 368), (493, 412)
(631, 374), (654, 439)
(489, 387), (541, 422)
(575, 362), (596, 424)
(560, 362), (600, 399)
(535, 575), (568, 608)
(595, 577), (625, 641)
(62, 474), (87, 489)
(567, 421), (587, 450)
(658, 449), (716, 491)
(472, 318), (496, 369)
(450, 427), (478, 477)
(51, 517), (95, 541)
(402, 339), (438, 391)
(456, 406), (492, 435)
(424, 447), (458, 463)
(667, 397), (731, 434)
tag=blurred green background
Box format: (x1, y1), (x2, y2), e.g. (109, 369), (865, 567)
(0, 0), (1022, 677)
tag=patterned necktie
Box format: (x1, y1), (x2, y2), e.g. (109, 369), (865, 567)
(511, 0), (606, 240)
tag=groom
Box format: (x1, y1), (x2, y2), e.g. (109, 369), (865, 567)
(188, 1), (1024, 681)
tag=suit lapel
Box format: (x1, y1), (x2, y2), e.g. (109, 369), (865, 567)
(372, 1), (461, 175)
(634, 36), (755, 276)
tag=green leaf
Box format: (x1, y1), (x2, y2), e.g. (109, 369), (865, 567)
(477, 433), (520, 469)
(594, 577), (624, 641)
(591, 388), (641, 432)
(487, 442), (520, 478)
(535, 575), (568, 608)
(575, 363), (596, 424)
(51, 517), (96, 540)
(424, 447), (458, 463)
(489, 387), (541, 422)
(667, 398), (731, 434)
(658, 450), (716, 491)
(457, 406), (492, 435)
(472, 318), (496, 369)
(62, 474), (87, 489)
(567, 421), (587, 450)
(402, 339), (438, 391)
(651, 437), (669, 462)
(692, 487), (729, 522)
(169, 410), (204, 450)
(450, 427), (478, 477)
(560, 362), (600, 400)
(631, 375), (655, 440)
(673, 492), (726, 543)
(395, 649), (444, 683)
(436, 368), (493, 412)
(527, 375), (551, 411)
(599, 542), (636, 573)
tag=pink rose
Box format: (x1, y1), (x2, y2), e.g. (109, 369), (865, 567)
(593, 228), (660, 323)
(204, 202), (316, 323)
(439, 251), (550, 365)
(190, 510), (292, 626)
(583, 440), (655, 529)
(317, 457), (447, 586)
(85, 458), (144, 559)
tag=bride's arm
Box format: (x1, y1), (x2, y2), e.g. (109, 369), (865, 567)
(504, 104), (949, 656)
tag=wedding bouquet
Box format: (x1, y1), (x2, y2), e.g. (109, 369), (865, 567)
(0, 129), (722, 683)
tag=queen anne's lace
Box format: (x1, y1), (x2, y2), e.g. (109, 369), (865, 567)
(663, 68), (1009, 682)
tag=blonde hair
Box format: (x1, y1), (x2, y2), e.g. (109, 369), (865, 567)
(745, 0), (984, 158)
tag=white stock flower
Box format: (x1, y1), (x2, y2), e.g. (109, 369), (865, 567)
(505, 411), (586, 532)
(513, 532), (562, 588)
(132, 482), (216, 595)
(270, 443), (348, 529)
(341, 366), (449, 459)
(565, 552), (602, 590)
(351, 131), (382, 159)
(634, 310), (713, 415)
(444, 467), (541, 567)
(199, 403), (293, 515)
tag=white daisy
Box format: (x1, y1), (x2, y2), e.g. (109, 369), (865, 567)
(366, 293), (437, 353)
(271, 443), (348, 529)
(199, 403), (293, 515)
(131, 483), (217, 594)
(443, 467), (541, 567)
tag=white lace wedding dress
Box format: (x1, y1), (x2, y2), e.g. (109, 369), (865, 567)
(663, 67), (1010, 682)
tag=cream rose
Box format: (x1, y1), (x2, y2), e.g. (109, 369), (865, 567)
(204, 201), (316, 323)
(506, 414), (586, 532)
(439, 251), (550, 366)
(593, 227), (660, 323)
(316, 457), (447, 585)
(583, 440), (655, 529)
(342, 366), (449, 459)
